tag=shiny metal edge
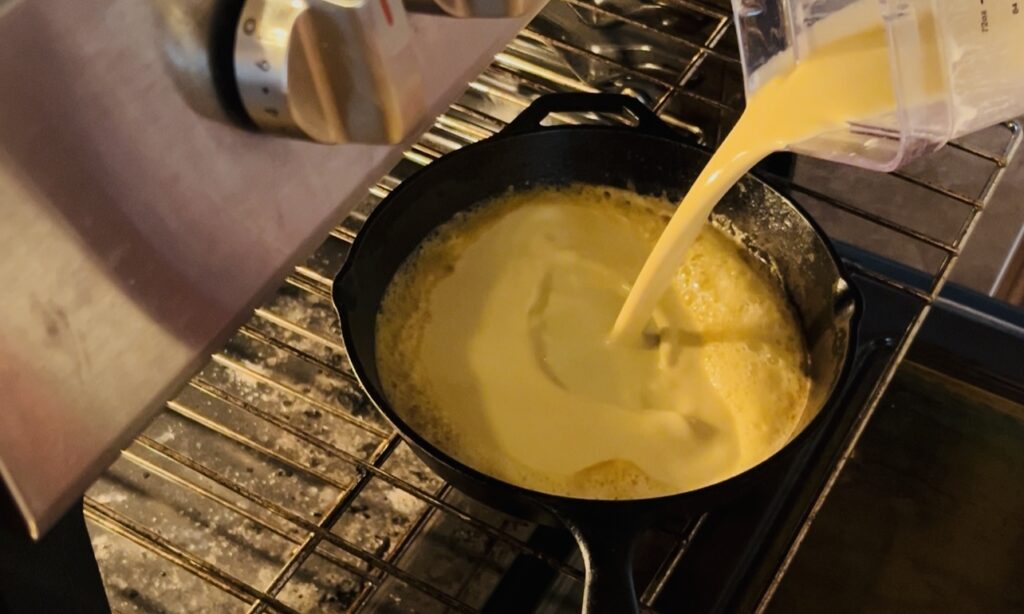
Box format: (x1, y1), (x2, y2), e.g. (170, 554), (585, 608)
(0, 0), (542, 538)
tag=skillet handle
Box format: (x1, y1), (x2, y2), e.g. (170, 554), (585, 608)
(554, 506), (642, 614)
(502, 93), (679, 141)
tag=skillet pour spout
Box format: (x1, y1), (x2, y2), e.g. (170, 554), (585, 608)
(333, 93), (860, 613)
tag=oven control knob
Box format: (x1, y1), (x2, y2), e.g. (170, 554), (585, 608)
(234, 0), (424, 144)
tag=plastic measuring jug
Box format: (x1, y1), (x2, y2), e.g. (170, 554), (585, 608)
(731, 0), (1024, 171)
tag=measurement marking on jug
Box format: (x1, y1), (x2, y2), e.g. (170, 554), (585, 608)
(243, 18), (256, 35)
(256, 59), (271, 72)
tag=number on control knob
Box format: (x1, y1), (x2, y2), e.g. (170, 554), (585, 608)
(234, 0), (424, 144)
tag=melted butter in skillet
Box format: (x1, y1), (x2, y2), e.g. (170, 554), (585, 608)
(376, 185), (810, 499)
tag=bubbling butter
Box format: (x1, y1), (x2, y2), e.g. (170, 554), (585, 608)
(376, 185), (810, 499)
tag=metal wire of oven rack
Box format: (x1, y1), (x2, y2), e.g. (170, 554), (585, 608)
(84, 1), (1022, 612)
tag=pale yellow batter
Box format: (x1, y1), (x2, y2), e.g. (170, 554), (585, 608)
(611, 2), (924, 342)
(376, 185), (810, 499)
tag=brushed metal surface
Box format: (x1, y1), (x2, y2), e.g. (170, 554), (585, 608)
(0, 0), (538, 538)
(0, 0), (21, 15)
(151, 0), (247, 123)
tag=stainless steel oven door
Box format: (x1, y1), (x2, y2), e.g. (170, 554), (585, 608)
(0, 0), (540, 538)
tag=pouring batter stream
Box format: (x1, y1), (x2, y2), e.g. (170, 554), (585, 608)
(611, 4), (933, 343)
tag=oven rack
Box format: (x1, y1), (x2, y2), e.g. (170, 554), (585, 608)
(85, 1), (1022, 612)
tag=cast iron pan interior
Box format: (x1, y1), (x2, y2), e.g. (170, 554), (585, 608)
(333, 93), (859, 613)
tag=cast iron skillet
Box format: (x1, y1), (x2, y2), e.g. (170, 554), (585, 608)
(333, 93), (859, 613)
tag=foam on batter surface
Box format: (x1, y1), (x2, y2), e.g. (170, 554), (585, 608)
(376, 185), (810, 499)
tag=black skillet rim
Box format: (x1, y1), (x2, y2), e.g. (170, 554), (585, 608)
(333, 119), (863, 511)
